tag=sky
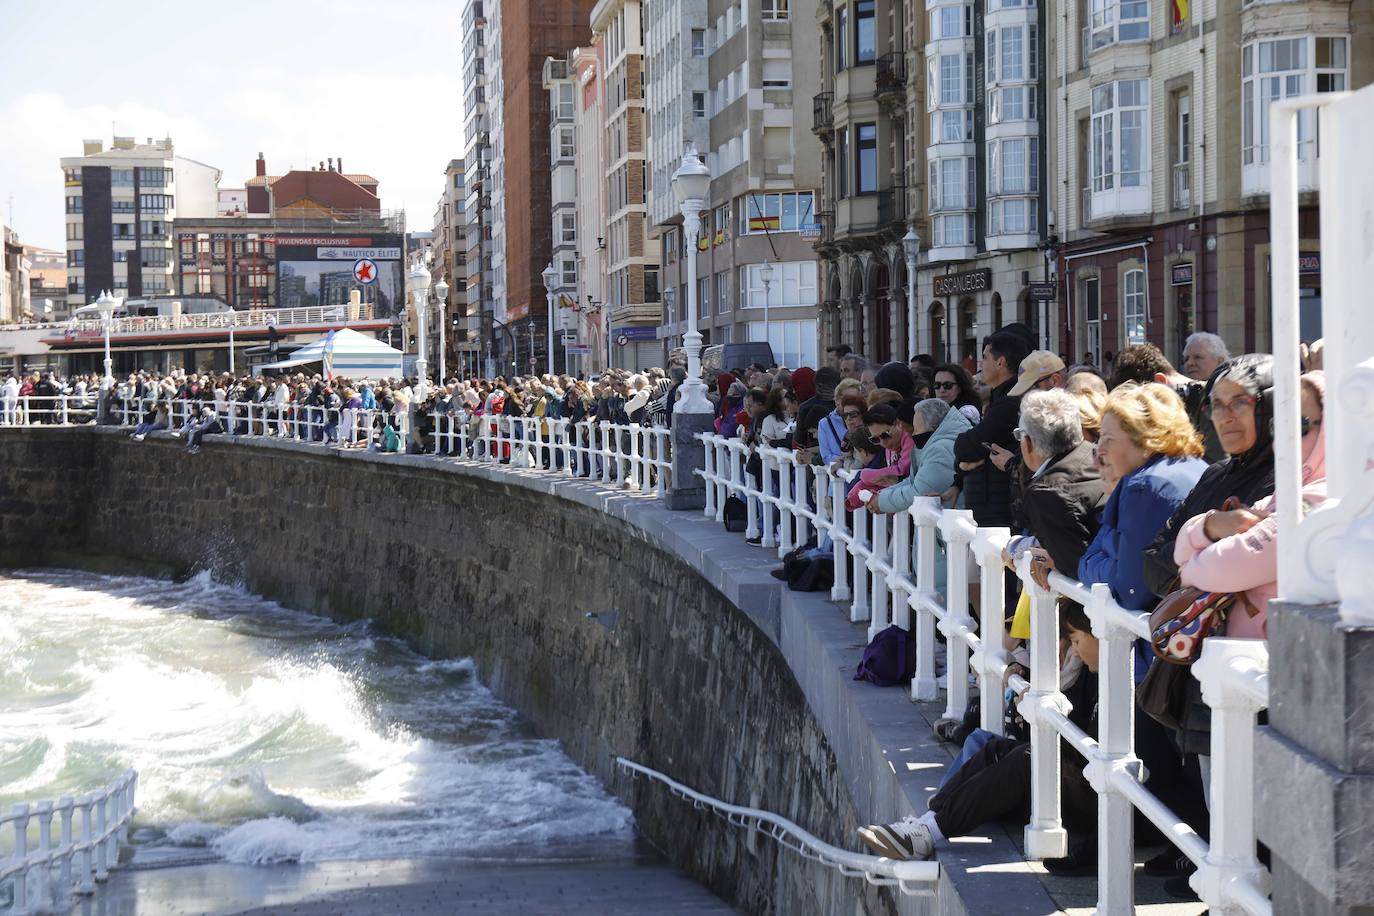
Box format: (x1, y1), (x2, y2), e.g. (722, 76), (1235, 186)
(0, 0), (463, 251)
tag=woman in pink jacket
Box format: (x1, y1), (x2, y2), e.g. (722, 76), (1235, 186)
(858, 401), (916, 487)
(1173, 371), (1327, 638)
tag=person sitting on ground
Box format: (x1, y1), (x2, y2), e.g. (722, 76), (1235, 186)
(183, 406), (223, 454)
(131, 403), (170, 441)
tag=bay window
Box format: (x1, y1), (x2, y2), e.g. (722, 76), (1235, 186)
(855, 0), (876, 64)
(856, 123), (878, 194)
(1123, 268), (1146, 345)
(932, 109), (975, 142)
(1091, 79), (1149, 192)
(931, 5), (972, 38)
(1242, 35), (1347, 168)
(1090, 0), (1147, 51)
(741, 261), (818, 309)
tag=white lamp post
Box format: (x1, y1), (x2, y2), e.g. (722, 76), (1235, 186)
(670, 146), (713, 413)
(95, 290), (119, 390)
(409, 259), (431, 401)
(902, 228), (920, 361)
(542, 262), (558, 376)
(433, 275), (449, 383)
(759, 259), (775, 364)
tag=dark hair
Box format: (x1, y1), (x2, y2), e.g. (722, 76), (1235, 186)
(933, 362), (983, 413)
(815, 366), (842, 389)
(1110, 344), (1178, 390)
(762, 385), (790, 419)
(875, 362), (916, 401)
(911, 353), (937, 371)
(746, 387), (769, 407)
(1059, 601), (1093, 639)
(839, 393), (867, 416)
(845, 426), (880, 455)
(985, 331), (1028, 372)
(1212, 353), (1276, 458)
(828, 343), (853, 357)
(864, 403), (900, 427)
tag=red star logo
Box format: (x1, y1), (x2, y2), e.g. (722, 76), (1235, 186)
(355, 262), (374, 281)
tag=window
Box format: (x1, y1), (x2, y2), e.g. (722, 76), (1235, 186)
(932, 109), (975, 141)
(1242, 36), (1347, 166)
(939, 54), (964, 104)
(67, 250), (84, 267)
(856, 123), (878, 193)
(740, 261), (818, 309)
(855, 0), (876, 64)
(991, 138), (1037, 194)
(692, 92), (706, 117)
(561, 259), (577, 285)
(557, 83), (574, 118)
(993, 86), (1036, 123)
(111, 200), (135, 213)
(65, 196), (82, 213)
(931, 5), (971, 38)
(1091, 0), (1147, 50)
(1081, 275), (1101, 358)
(762, 60), (791, 88)
(139, 194), (172, 212)
(140, 221), (168, 238)
(741, 192), (815, 233)
(835, 5), (849, 70)
(1124, 268), (1146, 344)
(744, 318), (818, 368)
(715, 271), (730, 313)
(1001, 26), (1024, 80)
(698, 276), (711, 317)
(930, 156), (975, 210)
(988, 199), (1036, 235)
(110, 169), (134, 186)
(66, 222), (82, 241)
(1091, 79), (1149, 192)
(1173, 92), (1191, 208)
(138, 167), (172, 186)
(560, 213), (576, 244)
(558, 126), (575, 159)
(644, 266), (660, 303)
(836, 127), (849, 198)
(763, 0), (789, 20)
(141, 248), (169, 267)
(692, 29), (705, 57)
(987, 31), (997, 83)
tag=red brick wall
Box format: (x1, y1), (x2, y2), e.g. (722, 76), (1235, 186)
(501, 0), (596, 322)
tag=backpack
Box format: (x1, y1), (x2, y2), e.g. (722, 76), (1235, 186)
(722, 494), (748, 532)
(382, 423), (401, 453)
(854, 625), (918, 687)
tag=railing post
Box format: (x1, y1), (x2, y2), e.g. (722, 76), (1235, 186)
(776, 454), (795, 557)
(911, 503), (940, 701)
(851, 501), (871, 624)
(938, 510), (976, 723)
(753, 451), (769, 546)
(58, 795), (74, 890)
(867, 511), (890, 641)
(627, 425), (642, 489)
(61, 395), (70, 426)
(889, 508), (912, 630)
(12, 802), (29, 910)
(1085, 582), (1139, 914)
(970, 528), (1011, 733)
(700, 436), (718, 516)
(94, 792), (108, 880)
(600, 424), (613, 484)
(1192, 639), (1270, 915)
(77, 797), (94, 894)
(1019, 554), (1069, 860)
(36, 799), (53, 904)
(829, 473), (851, 603)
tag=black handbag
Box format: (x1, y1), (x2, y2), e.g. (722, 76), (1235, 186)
(1138, 655), (1191, 731)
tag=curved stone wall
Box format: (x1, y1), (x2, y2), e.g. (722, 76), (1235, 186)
(0, 429), (894, 916)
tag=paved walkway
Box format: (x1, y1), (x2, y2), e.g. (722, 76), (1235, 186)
(99, 857), (738, 915)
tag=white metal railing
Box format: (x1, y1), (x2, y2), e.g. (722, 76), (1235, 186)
(430, 413), (672, 497)
(0, 770), (137, 913)
(617, 757), (938, 895)
(695, 432), (1271, 915)
(59, 303), (377, 339)
(0, 395), (99, 426)
(102, 396), (411, 452)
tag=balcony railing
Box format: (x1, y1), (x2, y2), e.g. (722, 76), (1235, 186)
(817, 210), (836, 244)
(1173, 162), (1192, 211)
(1081, 186), (1092, 226)
(878, 184), (908, 227)
(874, 52), (908, 98)
(813, 93), (834, 135)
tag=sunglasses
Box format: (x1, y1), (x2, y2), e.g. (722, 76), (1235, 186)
(842, 411), (863, 420)
(876, 428), (898, 442)
(934, 381), (958, 391)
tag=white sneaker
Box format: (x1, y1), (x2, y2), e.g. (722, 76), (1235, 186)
(857, 815), (935, 861)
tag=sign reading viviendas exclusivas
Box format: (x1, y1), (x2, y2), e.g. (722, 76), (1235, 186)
(933, 269), (992, 298)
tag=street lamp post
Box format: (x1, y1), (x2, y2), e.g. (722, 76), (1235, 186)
(409, 259), (432, 401)
(434, 276), (449, 384)
(902, 228), (920, 361)
(542, 262), (558, 376)
(670, 146), (713, 413)
(95, 290), (118, 389)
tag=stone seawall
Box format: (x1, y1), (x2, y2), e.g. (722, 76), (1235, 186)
(0, 428), (897, 915)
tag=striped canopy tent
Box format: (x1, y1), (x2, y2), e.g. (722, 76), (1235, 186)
(258, 328), (403, 379)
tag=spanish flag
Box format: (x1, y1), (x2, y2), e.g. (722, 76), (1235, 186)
(713, 229), (727, 247)
(749, 215), (780, 232)
(697, 236), (710, 252)
(1171, 0), (1187, 29)
(559, 293), (577, 309)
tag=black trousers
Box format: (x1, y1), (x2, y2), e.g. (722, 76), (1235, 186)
(930, 736), (1097, 840)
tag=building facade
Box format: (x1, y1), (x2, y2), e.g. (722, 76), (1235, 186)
(432, 158), (468, 376)
(591, 0), (661, 370)
(654, 0), (826, 369)
(543, 55), (585, 375)
(1052, 0), (1373, 367)
(572, 46), (610, 370)
(460, 0), (496, 372)
(61, 136), (220, 311)
(2, 227), (32, 324)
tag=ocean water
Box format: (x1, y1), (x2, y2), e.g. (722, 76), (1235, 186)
(0, 569), (635, 870)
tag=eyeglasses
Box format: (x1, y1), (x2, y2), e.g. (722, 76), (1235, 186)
(934, 381), (958, 391)
(1013, 427), (1027, 442)
(842, 411), (863, 420)
(875, 428), (897, 442)
(1205, 394), (1258, 419)
(1302, 415), (1322, 436)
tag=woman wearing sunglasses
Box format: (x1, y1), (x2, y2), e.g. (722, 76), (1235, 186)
(933, 362), (983, 424)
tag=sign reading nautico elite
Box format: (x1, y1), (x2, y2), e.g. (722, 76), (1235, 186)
(933, 268), (992, 298)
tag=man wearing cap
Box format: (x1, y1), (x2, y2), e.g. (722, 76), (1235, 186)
(1007, 350), (1066, 399)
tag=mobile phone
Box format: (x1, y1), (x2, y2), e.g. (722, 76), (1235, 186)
(980, 442), (994, 452)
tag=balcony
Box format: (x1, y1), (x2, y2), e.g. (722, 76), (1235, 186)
(878, 184), (908, 227)
(46, 303), (382, 345)
(812, 93), (834, 138)
(1172, 162), (1191, 211)
(874, 52), (907, 102)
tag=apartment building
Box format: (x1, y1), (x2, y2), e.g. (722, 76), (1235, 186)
(1054, 0), (1373, 364)
(61, 136), (220, 311)
(591, 0), (661, 370)
(2, 227), (32, 323)
(655, 0), (826, 369)
(572, 46), (610, 370)
(460, 0), (494, 367)
(542, 55), (585, 375)
(432, 159), (468, 375)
